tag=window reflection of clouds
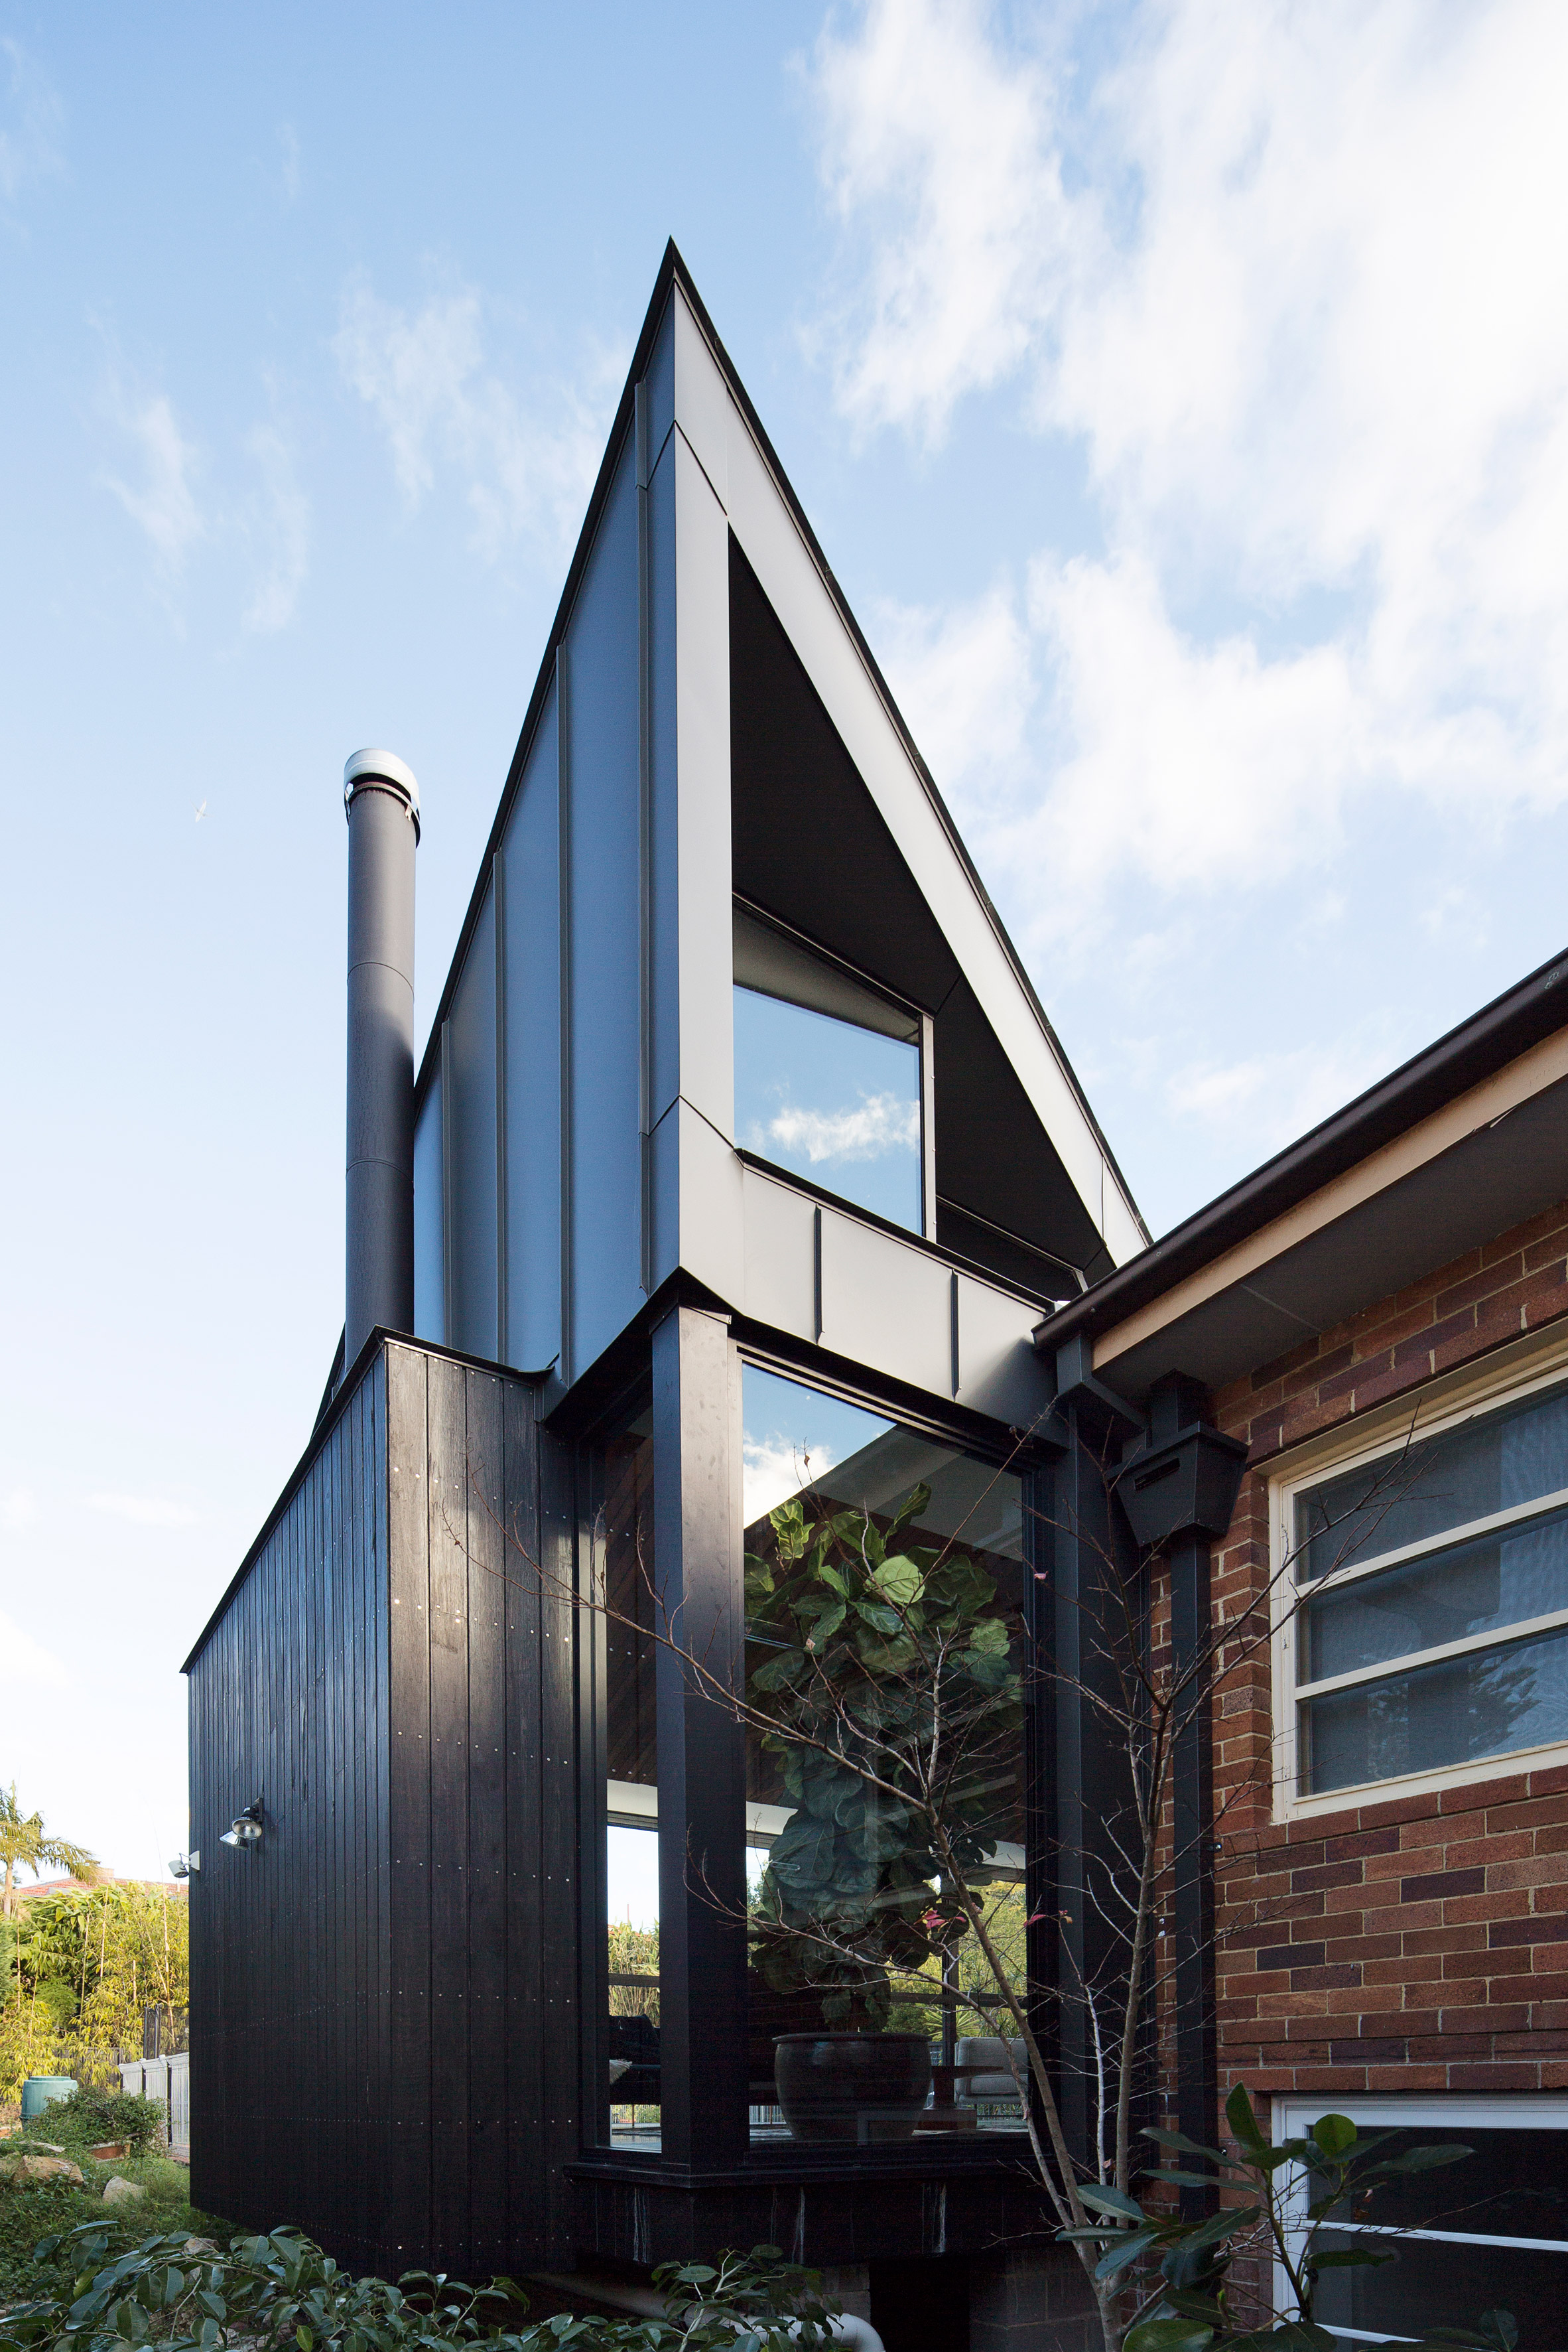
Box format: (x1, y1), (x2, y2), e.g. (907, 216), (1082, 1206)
(734, 985), (922, 1232)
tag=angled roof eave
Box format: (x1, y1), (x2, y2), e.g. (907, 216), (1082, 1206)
(1033, 943), (1568, 1387)
(409, 240), (1148, 1261)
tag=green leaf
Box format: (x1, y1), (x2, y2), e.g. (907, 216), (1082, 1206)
(1309, 2249), (1396, 2270)
(1124, 2319), (1214, 2352)
(1380, 2142), (1470, 2172)
(1225, 2083), (1267, 2151)
(966, 1615), (1010, 1657)
(1309, 2112), (1357, 2160)
(1094, 2227), (1160, 2282)
(803, 1602), (846, 1649)
(1077, 2184), (1146, 2221)
(1143, 2127), (1228, 2164)
(871, 1556), (923, 1608)
(751, 1648), (805, 1692)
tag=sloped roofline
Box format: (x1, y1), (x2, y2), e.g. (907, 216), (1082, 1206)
(1034, 941), (1568, 1359)
(409, 240), (1148, 1249)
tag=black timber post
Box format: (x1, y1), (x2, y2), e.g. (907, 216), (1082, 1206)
(651, 1300), (748, 2170)
(1045, 1339), (1144, 2171)
(1120, 1372), (1248, 2216)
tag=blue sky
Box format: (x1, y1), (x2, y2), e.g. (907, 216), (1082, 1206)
(5, 1), (1568, 1880)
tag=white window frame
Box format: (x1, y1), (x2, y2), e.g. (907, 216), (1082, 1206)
(1270, 1330), (1568, 1819)
(1272, 2093), (1568, 2342)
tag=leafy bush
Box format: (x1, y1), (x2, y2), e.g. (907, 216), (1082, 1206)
(21, 2087), (166, 2158)
(0, 2225), (841, 2352)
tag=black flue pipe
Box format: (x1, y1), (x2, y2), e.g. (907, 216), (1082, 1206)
(344, 748), (419, 1367)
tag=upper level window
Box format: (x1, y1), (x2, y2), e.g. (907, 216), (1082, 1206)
(1277, 1359), (1568, 1804)
(733, 902), (926, 1235)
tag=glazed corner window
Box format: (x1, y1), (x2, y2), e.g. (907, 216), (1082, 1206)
(1285, 1371), (1568, 1798)
(733, 902), (927, 1235)
(741, 1363), (1027, 2148)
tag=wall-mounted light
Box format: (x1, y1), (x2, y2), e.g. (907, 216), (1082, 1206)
(169, 1852), (200, 1878)
(220, 1801), (265, 1850)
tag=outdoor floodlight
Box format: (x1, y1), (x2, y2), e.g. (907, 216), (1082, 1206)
(220, 1802), (265, 1850)
(169, 1852), (199, 1878)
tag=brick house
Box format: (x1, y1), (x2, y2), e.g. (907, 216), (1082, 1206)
(1037, 947), (1568, 2340)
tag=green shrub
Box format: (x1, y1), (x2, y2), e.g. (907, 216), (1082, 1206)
(0, 2225), (840, 2351)
(21, 2088), (165, 2158)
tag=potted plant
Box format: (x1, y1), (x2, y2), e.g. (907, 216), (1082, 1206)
(744, 1480), (1023, 2142)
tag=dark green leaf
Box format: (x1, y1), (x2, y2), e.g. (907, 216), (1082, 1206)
(1224, 2083), (1266, 2151)
(1077, 2184), (1146, 2221)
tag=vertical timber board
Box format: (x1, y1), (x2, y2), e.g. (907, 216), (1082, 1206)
(186, 1349), (391, 2273)
(464, 1365), (508, 2270)
(538, 1425), (579, 2259)
(426, 1351), (472, 2270)
(501, 1378), (545, 2260)
(387, 1344), (434, 2269)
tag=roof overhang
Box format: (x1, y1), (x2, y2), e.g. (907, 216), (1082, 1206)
(1035, 947), (1568, 1407)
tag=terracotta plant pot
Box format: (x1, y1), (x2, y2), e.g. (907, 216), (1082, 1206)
(88, 2143), (128, 2161)
(773, 2032), (931, 2144)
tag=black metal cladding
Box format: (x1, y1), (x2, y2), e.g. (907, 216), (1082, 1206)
(187, 1338), (579, 2276)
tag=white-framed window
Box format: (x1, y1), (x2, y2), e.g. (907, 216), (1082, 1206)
(1273, 2095), (1568, 2347)
(1272, 1342), (1568, 1814)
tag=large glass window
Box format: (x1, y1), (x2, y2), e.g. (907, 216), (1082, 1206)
(1285, 1373), (1568, 1797)
(597, 1407), (660, 2150)
(1276, 2097), (1568, 2349)
(741, 1362), (1027, 2149)
(733, 904), (924, 1234)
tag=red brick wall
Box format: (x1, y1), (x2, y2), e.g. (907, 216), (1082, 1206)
(1203, 1197), (1568, 2103)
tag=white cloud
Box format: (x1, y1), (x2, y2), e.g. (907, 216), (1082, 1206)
(102, 389), (205, 574)
(0, 37), (64, 208)
(811, 1), (1568, 941)
(334, 282), (606, 557)
(763, 1092), (921, 1164)
(743, 1434), (838, 1527)
(86, 1492), (196, 1528)
(0, 1606), (67, 1689)
(2, 1486), (39, 1529)
(241, 419), (310, 633)
(1164, 1039), (1389, 1154)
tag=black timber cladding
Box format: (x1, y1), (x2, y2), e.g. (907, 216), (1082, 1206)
(188, 1338), (576, 2276)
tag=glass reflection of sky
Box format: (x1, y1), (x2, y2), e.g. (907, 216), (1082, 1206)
(607, 1823), (659, 1930)
(742, 1363), (1024, 1562)
(742, 1364), (893, 1525)
(734, 986), (921, 1232)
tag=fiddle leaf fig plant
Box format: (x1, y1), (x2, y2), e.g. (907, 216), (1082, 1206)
(744, 1480), (1024, 2028)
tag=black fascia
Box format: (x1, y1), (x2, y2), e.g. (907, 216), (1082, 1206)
(406, 241), (1147, 1253)
(1033, 941), (1568, 1360)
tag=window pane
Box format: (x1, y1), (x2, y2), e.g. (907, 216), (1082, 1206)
(734, 985), (922, 1232)
(740, 1363), (1025, 2150)
(1305, 1505), (1568, 1682)
(1312, 2229), (1566, 2349)
(1294, 1379), (1568, 1582)
(1322, 2126), (1568, 2242)
(1305, 1624), (1568, 1791)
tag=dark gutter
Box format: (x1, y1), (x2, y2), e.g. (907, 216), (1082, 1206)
(1033, 942), (1568, 1355)
(409, 240), (1149, 1250)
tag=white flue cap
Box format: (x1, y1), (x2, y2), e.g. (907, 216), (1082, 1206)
(344, 747), (421, 839)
